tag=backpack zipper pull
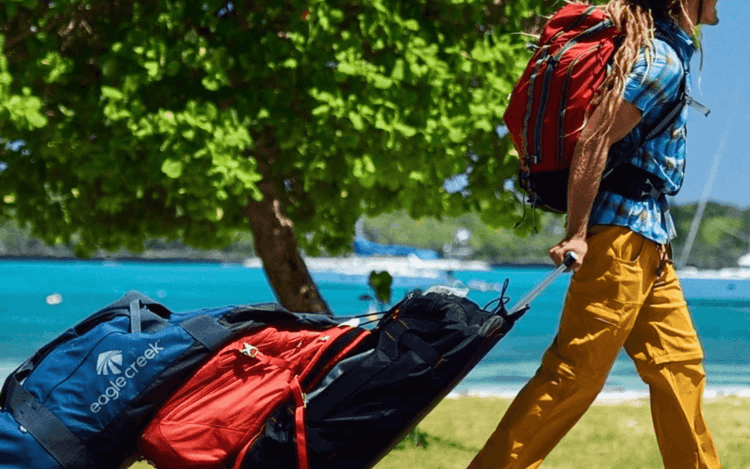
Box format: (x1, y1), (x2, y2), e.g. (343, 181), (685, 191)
(339, 318), (360, 328)
(239, 343), (260, 358)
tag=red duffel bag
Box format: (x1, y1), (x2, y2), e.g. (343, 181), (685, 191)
(138, 321), (370, 469)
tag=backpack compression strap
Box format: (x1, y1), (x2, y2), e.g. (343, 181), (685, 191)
(524, 6), (614, 165)
(6, 376), (94, 469)
(601, 28), (711, 190)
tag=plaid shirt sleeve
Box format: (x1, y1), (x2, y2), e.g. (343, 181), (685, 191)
(622, 41), (684, 116)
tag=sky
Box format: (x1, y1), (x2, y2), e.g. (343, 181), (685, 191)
(674, 1), (750, 209)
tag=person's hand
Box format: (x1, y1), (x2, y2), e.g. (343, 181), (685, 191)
(549, 236), (588, 272)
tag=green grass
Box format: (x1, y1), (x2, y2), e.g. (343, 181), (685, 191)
(130, 396), (750, 469)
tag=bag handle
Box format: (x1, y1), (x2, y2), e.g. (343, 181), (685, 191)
(507, 252), (577, 319)
(103, 290), (173, 319)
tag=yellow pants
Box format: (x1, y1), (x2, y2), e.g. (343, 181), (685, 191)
(468, 226), (721, 469)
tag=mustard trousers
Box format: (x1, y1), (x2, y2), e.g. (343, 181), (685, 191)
(468, 226), (721, 469)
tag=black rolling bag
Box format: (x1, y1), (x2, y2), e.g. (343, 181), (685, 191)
(238, 255), (577, 469)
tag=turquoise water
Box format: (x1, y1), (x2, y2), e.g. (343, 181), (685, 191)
(2, 259), (749, 397)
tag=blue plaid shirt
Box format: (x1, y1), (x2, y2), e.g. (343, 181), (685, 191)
(589, 19), (696, 244)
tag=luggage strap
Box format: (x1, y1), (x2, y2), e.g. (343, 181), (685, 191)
(306, 318), (441, 424)
(290, 377), (309, 469)
(232, 327), (371, 469)
(6, 376), (95, 469)
(180, 314), (233, 350)
(383, 320), (443, 368)
(288, 328), (372, 469)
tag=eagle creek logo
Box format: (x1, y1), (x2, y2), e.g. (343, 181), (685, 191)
(90, 341), (164, 413)
(96, 350), (123, 376)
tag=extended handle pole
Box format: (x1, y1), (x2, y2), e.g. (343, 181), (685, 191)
(508, 252), (578, 316)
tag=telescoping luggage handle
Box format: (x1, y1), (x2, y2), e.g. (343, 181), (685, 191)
(507, 252), (577, 317)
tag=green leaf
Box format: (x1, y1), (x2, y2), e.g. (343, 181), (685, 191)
(475, 119), (493, 131)
(368, 270), (393, 304)
(394, 122), (417, 138)
(348, 111), (364, 130)
(202, 76), (220, 91)
(470, 44), (494, 62)
(26, 112), (47, 128)
(161, 159), (184, 178)
(101, 86), (124, 100)
(282, 58), (298, 69)
(312, 105), (330, 115)
(409, 171), (426, 182)
(371, 75), (392, 89)
(403, 19), (419, 31)
(144, 61), (160, 77)
(391, 59), (405, 81)
(337, 63), (356, 75)
(448, 127), (464, 142)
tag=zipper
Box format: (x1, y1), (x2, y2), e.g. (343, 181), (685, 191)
(522, 48), (548, 164)
(534, 19), (613, 164)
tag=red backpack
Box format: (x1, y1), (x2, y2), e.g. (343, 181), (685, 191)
(505, 3), (710, 213)
(137, 322), (370, 469)
(504, 3), (621, 213)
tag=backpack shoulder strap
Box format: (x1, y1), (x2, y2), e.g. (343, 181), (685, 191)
(604, 31), (710, 178)
(642, 79), (689, 142)
(643, 29), (710, 140)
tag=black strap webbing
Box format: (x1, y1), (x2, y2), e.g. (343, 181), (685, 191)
(306, 427), (336, 454)
(383, 321), (442, 368)
(7, 377), (94, 469)
(306, 356), (388, 422)
(180, 315), (232, 350)
(643, 84), (689, 142)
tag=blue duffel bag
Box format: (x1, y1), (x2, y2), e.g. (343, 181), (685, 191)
(0, 291), (295, 469)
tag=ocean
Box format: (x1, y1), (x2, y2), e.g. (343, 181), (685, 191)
(2, 258), (750, 399)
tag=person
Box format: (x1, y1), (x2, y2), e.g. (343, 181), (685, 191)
(468, 0), (722, 468)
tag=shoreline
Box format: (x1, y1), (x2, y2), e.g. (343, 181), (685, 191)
(447, 386), (750, 404)
(4, 260), (749, 402)
(5, 361), (745, 405)
(2, 359), (748, 405)
(3, 254), (749, 278)
(4, 255), (748, 275)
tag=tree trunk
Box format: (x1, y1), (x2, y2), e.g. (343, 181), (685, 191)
(243, 148), (331, 316)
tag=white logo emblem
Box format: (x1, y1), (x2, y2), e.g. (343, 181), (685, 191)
(96, 350), (123, 376)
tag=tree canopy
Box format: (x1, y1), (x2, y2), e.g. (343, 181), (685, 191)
(0, 0), (555, 312)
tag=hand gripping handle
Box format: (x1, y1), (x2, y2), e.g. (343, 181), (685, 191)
(508, 252), (578, 316)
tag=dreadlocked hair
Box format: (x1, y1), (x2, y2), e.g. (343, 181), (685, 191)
(583, 0), (697, 142)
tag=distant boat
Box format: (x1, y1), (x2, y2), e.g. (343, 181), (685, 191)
(241, 235), (489, 279)
(353, 236), (440, 260)
(739, 253), (750, 269)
